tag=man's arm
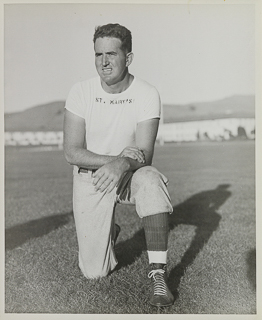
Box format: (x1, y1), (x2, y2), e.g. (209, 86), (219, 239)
(133, 117), (159, 167)
(92, 118), (159, 192)
(63, 109), (117, 169)
(115, 117), (159, 171)
(63, 109), (145, 168)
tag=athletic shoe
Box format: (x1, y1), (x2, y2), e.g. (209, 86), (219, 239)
(148, 263), (174, 307)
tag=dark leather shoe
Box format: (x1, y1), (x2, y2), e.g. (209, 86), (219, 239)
(148, 263), (174, 307)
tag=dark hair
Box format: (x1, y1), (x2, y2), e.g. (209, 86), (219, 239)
(93, 23), (132, 53)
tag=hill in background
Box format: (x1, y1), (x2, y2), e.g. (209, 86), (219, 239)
(164, 95), (255, 123)
(4, 95), (255, 132)
(5, 101), (65, 132)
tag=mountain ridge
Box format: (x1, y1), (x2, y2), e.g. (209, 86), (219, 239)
(4, 95), (255, 132)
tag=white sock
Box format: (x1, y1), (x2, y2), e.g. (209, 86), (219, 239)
(147, 250), (168, 265)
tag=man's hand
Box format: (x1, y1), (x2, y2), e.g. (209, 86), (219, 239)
(92, 158), (130, 193)
(118, 146), (145, 163)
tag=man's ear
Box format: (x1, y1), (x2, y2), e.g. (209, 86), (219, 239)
(126, 52), (134, 67)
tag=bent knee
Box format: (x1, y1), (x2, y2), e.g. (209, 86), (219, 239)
(80, 266), (108, 279)
(79, 257), (117, 279)
(133, 166), (168, 186)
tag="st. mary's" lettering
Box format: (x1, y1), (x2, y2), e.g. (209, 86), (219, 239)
(110, 99), (133, 104)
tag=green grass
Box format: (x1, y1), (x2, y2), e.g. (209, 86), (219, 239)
(5, 140), (256, 314)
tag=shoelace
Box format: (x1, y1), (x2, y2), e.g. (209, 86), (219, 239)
(148, 269), (168, 296)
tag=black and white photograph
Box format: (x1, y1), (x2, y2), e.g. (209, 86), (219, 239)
(2, 1), (260, 317)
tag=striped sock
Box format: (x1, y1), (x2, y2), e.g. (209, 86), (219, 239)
(142, 213), (169, 251)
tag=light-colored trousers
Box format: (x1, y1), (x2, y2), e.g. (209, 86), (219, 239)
(73, 165), (173, 279)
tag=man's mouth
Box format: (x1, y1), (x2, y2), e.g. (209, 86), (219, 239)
(102, 68), (112, 74)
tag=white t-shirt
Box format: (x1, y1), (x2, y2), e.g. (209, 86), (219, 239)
(65, 76), (161, 156)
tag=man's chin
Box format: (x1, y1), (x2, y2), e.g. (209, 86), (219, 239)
(101, 76), (117, 87)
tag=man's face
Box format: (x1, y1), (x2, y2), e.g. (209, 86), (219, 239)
(94, 37), (128, 86)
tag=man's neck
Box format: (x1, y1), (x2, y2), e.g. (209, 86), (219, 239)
(101, 73), (134, 94)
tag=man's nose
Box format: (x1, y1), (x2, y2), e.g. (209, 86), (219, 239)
(102, 55), (109, 66)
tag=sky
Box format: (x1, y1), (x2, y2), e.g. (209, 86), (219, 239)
(4, 2), (256, 113)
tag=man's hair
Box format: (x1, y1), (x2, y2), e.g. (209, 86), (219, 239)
(93, 23), (132, 53)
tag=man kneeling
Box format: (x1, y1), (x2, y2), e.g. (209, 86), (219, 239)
(63, 23), (174, 307)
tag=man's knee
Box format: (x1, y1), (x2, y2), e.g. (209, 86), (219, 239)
(131, 166), (173, 218)
(132, 166), (168, 187)
(80, 264), (110, 279)
(78, 245), (118, 279)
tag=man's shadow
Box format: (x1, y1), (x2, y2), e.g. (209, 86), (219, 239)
(167, 184), (230, 299)
(115, 184), (231, 299)
(5, 212), (73, 251)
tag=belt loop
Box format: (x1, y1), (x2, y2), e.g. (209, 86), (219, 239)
(78, 167), (81, 174)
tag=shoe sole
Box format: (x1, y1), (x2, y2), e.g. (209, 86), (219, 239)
(149, 302), (173, 307)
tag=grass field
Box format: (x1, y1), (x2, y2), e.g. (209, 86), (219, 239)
(5, 140), (256, 314)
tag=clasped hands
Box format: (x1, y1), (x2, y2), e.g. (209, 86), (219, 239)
(92, 146), (145, 193)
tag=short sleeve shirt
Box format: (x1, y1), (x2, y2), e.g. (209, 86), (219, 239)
(65, 76), (161, 156)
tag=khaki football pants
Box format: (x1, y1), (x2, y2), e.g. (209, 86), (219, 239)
(73, 165), (173, 279)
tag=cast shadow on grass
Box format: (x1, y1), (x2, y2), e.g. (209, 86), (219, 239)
(5, 212), (73, 251)
(115, 184), (231, 301)
(167, 184), (230, 300)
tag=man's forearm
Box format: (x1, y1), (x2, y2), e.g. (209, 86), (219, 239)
(123, 149), (153, 172)
(64, 142), (153, 171)
(64, 145), (117, 169)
